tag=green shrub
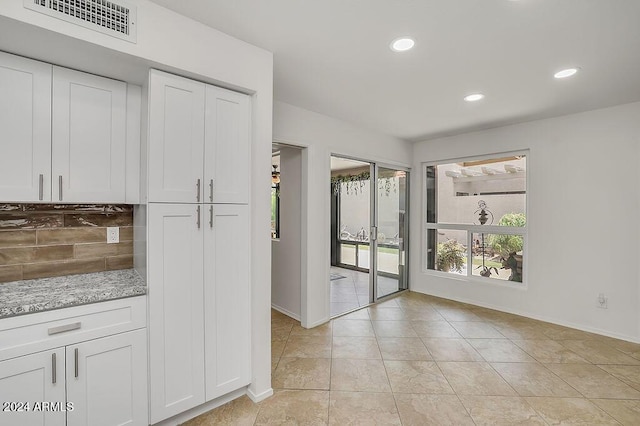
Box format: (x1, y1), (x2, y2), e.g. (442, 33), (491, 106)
(488, 213), (525, 257)
(436, 240), (466, 272)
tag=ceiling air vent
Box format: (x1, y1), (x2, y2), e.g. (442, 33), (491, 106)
(24, 0), (137, 43)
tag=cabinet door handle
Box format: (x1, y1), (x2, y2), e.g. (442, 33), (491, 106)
(38, 174), (44, 201)
(48, 322), (81, 335)
(58, 175), (63, 201)
(196, 178), (201, 202)
(209, 205), (213, 228)
(209, 179), (214, 202)
(52, 353), (56, 384)
(74, 348), (79, 378)
(197, 205), (201, 229)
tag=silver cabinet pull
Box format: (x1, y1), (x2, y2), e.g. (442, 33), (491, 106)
(52, 353), (56, 384)
(58, 175), (63, 201)
(48, 322), (81, 335)
(209, 205), (213, 228)
(74, 348), (79, 378)
(38, 174), (44, 201)
(209, 179), (214, 202)
(196, 178), (201, 202)
(196, 205), (201, 229)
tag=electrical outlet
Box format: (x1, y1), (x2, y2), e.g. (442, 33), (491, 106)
(597, 293), (608, 309)
(107, 227), (119, 244)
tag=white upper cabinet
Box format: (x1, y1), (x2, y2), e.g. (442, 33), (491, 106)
(0, 52), (52, 202)
(148, 70), (205, 203)
(204, 86), (250, 204)
(148, 69), (250, 204)
(0, 51), (131, 204)
(52, 67), (127, 203)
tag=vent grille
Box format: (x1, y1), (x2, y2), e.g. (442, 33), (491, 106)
(25, 0), (137, 43)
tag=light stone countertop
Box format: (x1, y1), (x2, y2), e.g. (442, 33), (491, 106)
(0, 269), (146, 319)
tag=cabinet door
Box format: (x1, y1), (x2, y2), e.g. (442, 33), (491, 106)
(204, 86), (250, 204)
(0, 348), (65, 426)
(66, 329), (148, 426)
(204, 204), (250, 400)
(52, 66), (127, 203)
(148, 203), (205, 423)
(148, 70), (205, 203)
(0, 52), (52, 202)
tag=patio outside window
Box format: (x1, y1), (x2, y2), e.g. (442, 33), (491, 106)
(425, 153), (527, 283)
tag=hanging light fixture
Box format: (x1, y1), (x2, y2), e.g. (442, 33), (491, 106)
(272, 165), (280, 184)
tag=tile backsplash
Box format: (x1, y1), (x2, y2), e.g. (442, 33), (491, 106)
(0, 204), (133, 283)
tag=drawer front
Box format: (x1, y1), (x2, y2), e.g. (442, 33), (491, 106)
(0, 296), (146, 362)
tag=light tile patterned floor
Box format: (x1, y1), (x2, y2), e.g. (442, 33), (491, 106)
(330, 267), (400, 317)
(184, 292), (640, 425)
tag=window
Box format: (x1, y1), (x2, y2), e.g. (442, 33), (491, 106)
(425, 154), (526, 283)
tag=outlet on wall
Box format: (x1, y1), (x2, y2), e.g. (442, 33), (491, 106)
(597, 293), (608, 309)
(107, 227), (120, 244)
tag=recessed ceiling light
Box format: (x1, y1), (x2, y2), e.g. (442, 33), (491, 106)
(390, 37), (415, 52)
(464, 93), (485, 102)
(554, 68), (579, 79)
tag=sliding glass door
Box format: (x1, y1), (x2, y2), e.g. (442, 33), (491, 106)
(372, 165), (409, 300)
(330, 156), (409, 316)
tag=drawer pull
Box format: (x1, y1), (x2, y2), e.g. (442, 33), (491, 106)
(48, 322), (81, 335)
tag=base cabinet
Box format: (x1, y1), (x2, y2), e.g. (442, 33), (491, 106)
(0, 348), (65, 426)
(148, 203), (205, 423)
(148, 203), (250, 422)
(66, 329), (148, 426)
(0, 329), (147, 426)
(204, 204), (250, 400)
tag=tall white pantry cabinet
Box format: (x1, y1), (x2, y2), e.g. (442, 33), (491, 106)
(145, 70), (251, 423)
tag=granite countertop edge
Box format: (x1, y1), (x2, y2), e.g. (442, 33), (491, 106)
(0, 269), (147, 320)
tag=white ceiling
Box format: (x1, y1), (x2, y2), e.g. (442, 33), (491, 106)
(150, 0), (640, 142)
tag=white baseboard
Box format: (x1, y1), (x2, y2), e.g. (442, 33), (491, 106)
(409, 287), (640, 344)
(271, 304), (301, 321)
(305, 317), (330, 328)
(247, 386), (274, 403)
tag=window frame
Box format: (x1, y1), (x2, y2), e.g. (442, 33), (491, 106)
(421, 150), (529, 286)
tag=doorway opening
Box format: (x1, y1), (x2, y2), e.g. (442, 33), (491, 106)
(330, 155), (409, 318)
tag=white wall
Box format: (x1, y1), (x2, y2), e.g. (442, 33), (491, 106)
(272, 147), (302, 319)
(273, 101), (413, 327)
(410, 101), (640, 342)
(0, 0), (274, 402)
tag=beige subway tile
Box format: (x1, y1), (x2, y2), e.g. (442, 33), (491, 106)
(37, 228), (106, 245)
(23, 258), (105, 279)
(0, 245), (74, 266)
(0, 213), (63, 230)
(0, 265), (23, 283)
(75, 242), (133, 259)
(64, 212), (133, 227)
(0, 230), (37, 248)
(106, 255), (133, 271)
(119, 227), (133, 241)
